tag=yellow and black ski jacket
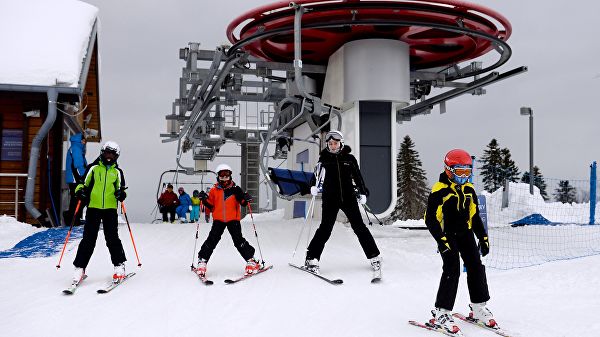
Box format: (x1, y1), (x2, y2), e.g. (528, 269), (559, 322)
(424, 172), (486, 243)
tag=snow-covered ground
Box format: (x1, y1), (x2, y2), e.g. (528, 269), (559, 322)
(1, 209), (599, 337)
(0, 215), (44, 251)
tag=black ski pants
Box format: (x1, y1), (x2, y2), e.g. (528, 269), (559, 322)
(198, 220), (255, 262)
(160, 205), (176, 223)
(435, 230), (490, 310)
(73, 208), (127, 268)
(306, 197), (380, 261)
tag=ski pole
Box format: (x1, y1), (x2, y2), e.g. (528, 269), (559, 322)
(190, 221), (200, 270)
(363, 203), (383, 225)
(361, 203), (374, 226)
(292, 195), (315, 259)
(246, 202), (265, 265)
(121, 202), (142, 267)
(56, 200), (82, 269)
(304, 196), (316, 254)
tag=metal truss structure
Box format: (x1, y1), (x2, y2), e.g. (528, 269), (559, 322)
(162, 1), (527, 201)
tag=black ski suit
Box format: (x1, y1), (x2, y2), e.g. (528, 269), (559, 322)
(425, 172), (490, 310)
(306, 146), (380, 261)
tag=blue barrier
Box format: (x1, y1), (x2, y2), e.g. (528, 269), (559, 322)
(0, 226), (84, 259)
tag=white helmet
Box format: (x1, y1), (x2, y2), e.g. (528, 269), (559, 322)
(325, 130), (344, 153)
(101, 141), (120, 156)
(215, 164), (232, 175)
(100, 141), (120, 164)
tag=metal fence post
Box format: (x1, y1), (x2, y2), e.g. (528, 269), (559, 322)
(590, 161), (597, 225)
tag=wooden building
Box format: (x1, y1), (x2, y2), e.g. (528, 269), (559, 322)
(0, 1), (101, 226)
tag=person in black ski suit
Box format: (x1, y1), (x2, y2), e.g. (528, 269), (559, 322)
(304, 130), (381, 275)
(425, 149), (498, 335)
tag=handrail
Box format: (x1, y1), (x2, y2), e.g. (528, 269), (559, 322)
(0, 173), (28, 219)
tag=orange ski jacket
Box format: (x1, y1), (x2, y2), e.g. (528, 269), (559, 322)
(202, 182), (247, 222)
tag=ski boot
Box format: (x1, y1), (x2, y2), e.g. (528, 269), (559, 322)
(370, 256), (382, 279)
(245, 258), (261, 275)
(304, 258), (320, 274)
(196, 259), (207, 277)
(112, 263), (126, 284)
(430, 308), (461, 335)
(72, 267), (85, 285)
(469, 302), (497, 328)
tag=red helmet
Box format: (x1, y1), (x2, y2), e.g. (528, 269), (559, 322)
(444, 149), (473, 183)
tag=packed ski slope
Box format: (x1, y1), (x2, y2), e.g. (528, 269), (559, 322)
(1, 210), (599, 337)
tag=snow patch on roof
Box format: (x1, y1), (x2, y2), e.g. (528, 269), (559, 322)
(0, 0), (98, 88)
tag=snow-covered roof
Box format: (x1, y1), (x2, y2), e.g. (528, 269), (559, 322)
(0, 0), (98, 88)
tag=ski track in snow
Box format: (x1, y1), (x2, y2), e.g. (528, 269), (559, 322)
(1, 210), (599, 337)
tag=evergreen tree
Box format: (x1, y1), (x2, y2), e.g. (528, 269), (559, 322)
(500, 148), (520, 183)
(554, 180), (577, 204)
(521, 166), (548, 200)
(479, 139), (503, 192)
(389, 135), (429, 221)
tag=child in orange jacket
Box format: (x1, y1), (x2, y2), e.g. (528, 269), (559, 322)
(194, 164), (262, 277)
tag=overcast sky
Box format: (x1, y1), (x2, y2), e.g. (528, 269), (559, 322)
(80, 0), (600, 222)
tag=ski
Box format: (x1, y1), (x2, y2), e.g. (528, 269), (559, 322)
(191, 268), (213, 285)
(62, 275), (88, 295)
(453, 313), (512, 337)
(408, 320), (464, 337)
(224, 265), (273, 284)
(288, 263), (343, 285)
(97, 272), (136, 294)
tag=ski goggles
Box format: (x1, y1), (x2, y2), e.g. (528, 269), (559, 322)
(218, 171), (231, 178)
(446, 165), (472, 178)
(325, 133), (342, 142)
(103, 148), (118, 156)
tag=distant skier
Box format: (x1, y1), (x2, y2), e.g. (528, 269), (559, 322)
(176, 187), (192, 223)
(424, 149), (496, 335)
(71, 141), (128, 286)
(158, 183), (179, 223)
(190, 190), (201, 223)
(305, 130), (381, 277)
(194, 164), (263, 277)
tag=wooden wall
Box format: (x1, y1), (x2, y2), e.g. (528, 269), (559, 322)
(0, 92), (64, 225)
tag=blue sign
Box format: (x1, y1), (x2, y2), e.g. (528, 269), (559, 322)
(1, 129), (23, 161)
(478, 195), (488, 232)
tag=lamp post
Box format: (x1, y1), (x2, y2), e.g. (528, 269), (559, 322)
(520, 107), (533, 195)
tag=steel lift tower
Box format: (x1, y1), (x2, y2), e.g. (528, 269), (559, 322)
(162, 0), (526, 219)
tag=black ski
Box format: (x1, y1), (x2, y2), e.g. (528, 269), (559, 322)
(62, 275), (88, 295)
(97, 272), (136, 294)
(224, 265), (273, 284)
(191, 267), (214, 285)
(288, 263), (343, 284)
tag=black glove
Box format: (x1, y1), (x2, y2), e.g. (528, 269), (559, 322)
(115, 188), (127, 202)
(205, 213), (211, 223)
(478, 236), (490, 257)
(75, 186), (87, 200)
(437, 236), (451, 254)
(198, 191), (209, 200)
(234, 188), (244, 202)
(243, 192), (252, 202)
